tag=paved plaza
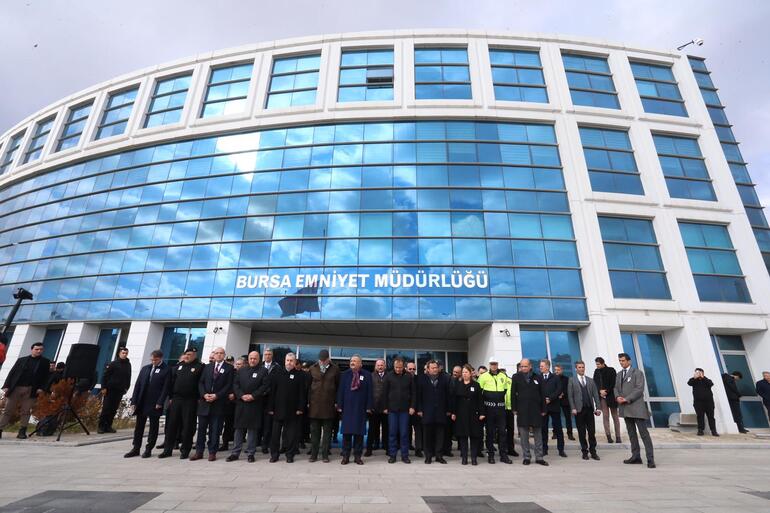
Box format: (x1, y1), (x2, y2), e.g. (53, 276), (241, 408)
(0, 437), (769, 513)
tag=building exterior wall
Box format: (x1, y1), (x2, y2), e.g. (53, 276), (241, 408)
(0, 30), (767, 432)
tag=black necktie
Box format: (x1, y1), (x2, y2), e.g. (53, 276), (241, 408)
(622, 369), (627, 381)
(149, 366), (155, 383)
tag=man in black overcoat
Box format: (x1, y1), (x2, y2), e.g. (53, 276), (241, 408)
(267, 352), (306, 463)
(191, 346), (234, 461)
(0, 342), (50, 439)
(227, 351), (270, 462)
(124, 350), (170, 458)
(538, 359), (566, 457)
(98, 346), (131, 434)
(415, 360), (451, 464)
(510, 358), (547, 466)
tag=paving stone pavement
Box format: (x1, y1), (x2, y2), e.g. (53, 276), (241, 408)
(0, 440), (768, 512)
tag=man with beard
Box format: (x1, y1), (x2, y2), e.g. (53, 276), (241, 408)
(158, 347), (203, 459)
(510, 358), (547, 466)
(97, 346), (131, 434)
(227, 351), (270, 462)
(191, 347), (233, 462)
(307, 349), (340, 463)
(267, 353), (306, 463)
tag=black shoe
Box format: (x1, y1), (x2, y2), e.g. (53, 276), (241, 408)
(415, 450), (423, 458)
(607, 436), (614, 443)
(97, 429), (106, 434)
(697, 430), (704, 436)
(388, 456), (396, 464)
(141, 450), (152, 459)
(615, 438), (622, 444)
(156, 443), (165, 450)
(286, 456), (294, 463)
(568, 434), (575, 441)
(269, 456), (279, 463)
(558, 451), (567, 458)
(158, 451), (172, 459)
(364, 449), (373, 457)
(262, 447), (269, 454)
(522, 459), (531, 465)
(226, 455), (239, 462)
(180, 452), (189, 460)
(535, 459), (549, 466)
(488, 455), (495, 464)
(218, 443), (229, 452)
(402, 456), (411, 464)
(739, 429), (750, 434)
(124, 448), (140, 458)
(471, 458), (478, 466)
(16, 427), (27, 440)
(309, 456), (318, 463)
(247, 455), (255, 463)
(582, 453), (589, 460)
(712, 432), (720, 437)
(500, 456), (512, 464)
(624, 457), (643, 464)
(354, 456), (364, 465)
(436, 457), (447, 464)
(341, 456), (349, 465)
(424, 457), (432, 464)
(322, 456), (330, 463)
(551, 433), (557, 440)
(461, 457), (468, 465)
(647, 461), (656, 469)
(590, 453), (600, 461)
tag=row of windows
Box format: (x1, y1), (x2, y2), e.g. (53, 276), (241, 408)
(2, 295), (589, 324)
(0, 44), (697, 175)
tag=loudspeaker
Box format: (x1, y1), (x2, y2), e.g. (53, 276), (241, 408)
(64, 343), (100, 381)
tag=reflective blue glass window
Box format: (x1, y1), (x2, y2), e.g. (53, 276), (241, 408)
(22, 116), (56, 164)
(267, 54), (320, 108)
(0, 131), (27, 174)
(55, 102), (92, 152)
(414, 47), (471, 99)
(145, 73), (192, 128)
(96, 86), (139, 139)
(579, 127), (643, 195)
(489, 48), (547, 103)
(201, 62), (253, 117)
(653, 134), (715, 201)
(630, 61), (687, 116)
(339, 48), (393, 102)
(562, 53), (619, 109)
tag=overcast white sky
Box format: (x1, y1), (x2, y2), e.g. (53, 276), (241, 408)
(0, 0), (768, 206)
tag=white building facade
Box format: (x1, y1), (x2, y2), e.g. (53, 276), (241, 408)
(0, 30), (768, 432)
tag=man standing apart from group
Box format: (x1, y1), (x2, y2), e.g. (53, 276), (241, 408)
(757, 371), (770, 420)
(687, 368), (719, 437)
(98, 346), (131, 434)
(615, 352), (655, 468)
(0, 342), (50, 440)
(337, 355), (373, 465)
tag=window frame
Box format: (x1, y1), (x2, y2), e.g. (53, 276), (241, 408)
(489, 47), (548, 103)
(265, 53), (322, 109)
(95, 85), (140, 140)
(143, 71), (193, 128)
(55, 101), (94, 153)
(630, 60), (688, 117)
(561, 52), (620, 109)
(337, 47), (395, 103)
(413, 46), (472, 100)
(22, 116), (57, 165)
(0, 130), (27, 174)
(200, 61), (255, 118)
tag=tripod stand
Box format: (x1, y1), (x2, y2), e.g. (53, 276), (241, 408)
(29, 380), (91, 441)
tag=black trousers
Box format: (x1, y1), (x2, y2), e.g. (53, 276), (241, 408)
(559, 403), (573, 435)
(261, 410), (273, 451)
(625, 417), (654, 463)
(575, 406), (597, 454)
(342, 433), (364, 457)
(505, 410), (517, 454)
(163, 397), (197, 454)
(366, 412), (388, 450)
(99, 388), (123, 430)
(195, 414), (224, 455)
(443, 418), (454, 454)
(132, 413), (160, 450)
(422, 422), (445, 458)
(410, 416), (422, 451)
(221, 407), (234, 444)
(484, 407), (507, 456)
(694, 400), (717, 433)
(541, 410), (564, 454)
(457, 436), (480, 460)
(728, 399), (745, 431)
(271, 415), (300, 459)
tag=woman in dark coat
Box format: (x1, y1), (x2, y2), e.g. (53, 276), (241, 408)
(450, 364), (485, 465)
(336, 355), (373, 465)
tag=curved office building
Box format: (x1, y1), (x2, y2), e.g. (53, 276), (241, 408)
(0, 30), (768, 430)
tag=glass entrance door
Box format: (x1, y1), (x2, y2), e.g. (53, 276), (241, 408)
(711, 334), (769, 428)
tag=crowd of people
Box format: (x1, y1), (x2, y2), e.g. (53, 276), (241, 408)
(1, 341), (769, 469)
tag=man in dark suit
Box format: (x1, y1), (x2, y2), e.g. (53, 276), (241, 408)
(567, 361), (602, 460)
(615, 352), (655, 468)
(124, 350), (170, 458)
(227, 351), (270, 462)
(554, 364), (575, 441)
(538, 359), (566, 458)
(510, 358), (547, 466)
(365, 358), (388, 457)
(191, 346), (234, 461)
(688, 368), (718, 436)
(267, 352), (306, 463)
(259, 347), (278, 454)
(722, 371), (749, 433)
(158, 347), (204, 459)
(757, 371), (770, 421)
(0, 342), (50, 439)
(415, 360), (451, 464)
(98, 346), (131, 434)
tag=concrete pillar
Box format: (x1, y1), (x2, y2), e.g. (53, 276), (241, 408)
(204, 321), (251, 361)
(124, 321), (164, 396)
(468, 322), (521, 372)
(578, 314), (623, 369)
(0, 324), (45, 386)
(57, 322), (101, 362)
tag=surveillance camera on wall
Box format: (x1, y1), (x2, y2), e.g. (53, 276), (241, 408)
(694, 38), (704, 46)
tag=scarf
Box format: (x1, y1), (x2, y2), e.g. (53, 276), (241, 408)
(350, 369), (360, 391)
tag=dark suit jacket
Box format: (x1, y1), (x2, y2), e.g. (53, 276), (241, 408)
(539, 372), (563, 413)
(2, 355), (51, 397)
(268, 367), (307, 421)
(722, 373), (741, 401)
(130, 362), (171, 416)
(510, 372), (545, 427)
(197, 361), (234, 416)
(415, 373), (451, 424)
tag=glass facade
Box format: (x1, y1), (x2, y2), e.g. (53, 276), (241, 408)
(711, 334), (769, 428)
(653, 134), (716, 201)
(0, 120), (587, 324)
(414, 48), (471, 99)
(0, 131), (26, 175)
(266, 54), (320, 109)
(489, 48), (547, 103)
(689, 57), (770, 275)
(630, 61), (687, 117)
(579, 126), (643, 195)
(678, 222), (751, 303)
(56, 102), (92, 152)
(95, 87), (139, 140)
(599, 216), (670, 299)
(201, 63), (253, 117)
(144, 74), (192, 128)
(22, 116), (56, 164)
(520, 329), (582, 377)
(562, 53), (619, 109)
(338, 49), (394, 102)
(159, 325), (206, 365)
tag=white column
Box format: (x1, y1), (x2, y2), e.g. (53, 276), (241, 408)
(56, 322), (101, 362)
(123, 321), (164, 396)
(204, 320), (251, 361)
(0, 324), (46, 386)
(468, 322), (521, 372)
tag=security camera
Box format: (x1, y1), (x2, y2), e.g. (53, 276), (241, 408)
(694, 38), (704, 46)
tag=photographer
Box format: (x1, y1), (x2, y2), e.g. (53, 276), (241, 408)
(687, 368), (718, 437)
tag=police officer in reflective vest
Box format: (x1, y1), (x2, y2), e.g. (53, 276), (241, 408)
(476, 356), (512, 464)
